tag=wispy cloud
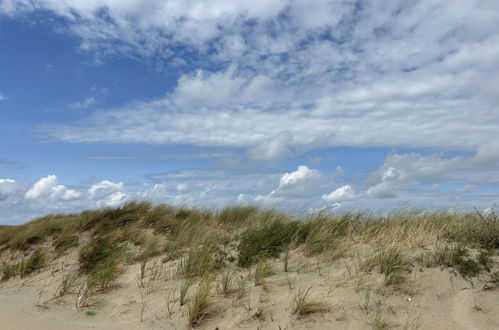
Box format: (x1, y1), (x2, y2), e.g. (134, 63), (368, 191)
(70, 96), (96, 109)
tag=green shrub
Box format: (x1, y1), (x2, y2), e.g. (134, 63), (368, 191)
(456, 258), (481, 278)
(78, 236), (120, 274)
(418, 244), (485, 278)
(238, 220), (298, 267)
(2, 262), (19, 281)
(20, 250), (45, 277)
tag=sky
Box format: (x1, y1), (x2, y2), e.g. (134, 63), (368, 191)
(1, 0), (499, 224)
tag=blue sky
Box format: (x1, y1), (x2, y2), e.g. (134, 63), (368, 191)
(1, 1), (499, 224)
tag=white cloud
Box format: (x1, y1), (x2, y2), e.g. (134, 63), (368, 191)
(2, 1), (499, 220)
(70, 96), (96, 109)
(258, 165), (322, 201)
(88, 180), (127, 207)
(247, 133), (294, 163)
(176, 183), (190, 193)
(105, 192), (128, 207)
(136, 183), (166, 203)
(25, 175), (81, 201)
(473, 140), (499, 166)
(366, 154), (463, 198)
(17, 0), (496, 162)
(0, 178), (19, 200)
(279, 165), (321, 187)
(322, 185), (355, 203)
(0, 93), (7, 101)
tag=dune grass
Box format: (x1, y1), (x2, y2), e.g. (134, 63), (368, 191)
(0, 203), (497, 300)
(1, 250), (46, 280)
(187, 278), (215, 328)
(292, 287), (329, 316)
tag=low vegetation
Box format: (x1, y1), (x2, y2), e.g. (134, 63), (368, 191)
(1, 250), (45, 280)
(292, 287), (329, 316)
(363, 247), (411, 286)
(0, 202), (498, 328)
(416, 244), (492, 278)
(187, 278), (215, 327)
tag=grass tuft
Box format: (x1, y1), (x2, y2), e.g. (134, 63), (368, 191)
(78, 236), (121, 274)
(237, 216), (297, 267)
(292, 287), (329, 316)
(187, 278), (215, 328)
(363, 247), (411, 286)
(178, 247), (224, 279)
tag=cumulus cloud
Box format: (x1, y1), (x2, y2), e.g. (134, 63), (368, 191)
(0, 178), (19, 200)
(257, 165), (321, 202)
(322, 185), (355, 203)
(25, 175), (81, 201)
(88, 180), (127, 207)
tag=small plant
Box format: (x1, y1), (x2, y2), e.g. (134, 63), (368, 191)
(254, 260), (273, 286)
(360, 288), (372, 314)
(1, 262), (19, 281)
(187, 278), (215, 328)
(283, 249), (290, 272)
(139, 287), (148, 323)
(140, 258), (148, 280)
(402, 311), (422, 330)
(180, 279), (192, 306)
(76, 280), (96, 308)
(477, 249), (493, 271)
(370, 302), (397, 329)
(52, 273), (79, 299)
(363, 248), (410, 286)
(218, 271), (235, 295)
(253, 306), (265, 321)
(297, 257), (309, 274)
(292, 287), (329, 316)
(165, 288), (177, 317)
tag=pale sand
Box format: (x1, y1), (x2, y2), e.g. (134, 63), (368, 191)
(1, 247), (498, 330)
